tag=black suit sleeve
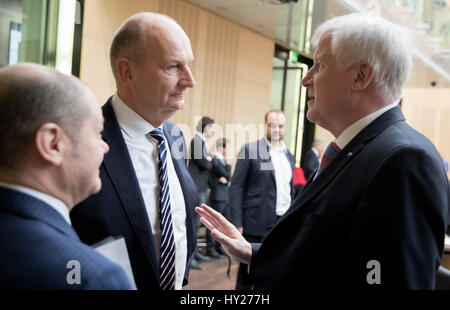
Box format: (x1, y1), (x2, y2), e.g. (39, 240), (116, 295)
(302, 151), (318, 180)
(230, 145), (250, 228)
(190, 138), (212, 171)
(211, 158), (231, 180)
(348, 146), (448, 289)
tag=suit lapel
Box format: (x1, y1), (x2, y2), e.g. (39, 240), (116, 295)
(259, 139), (276, 182)
(285, 150), (294, 168)
(282, 106), (405, 220)
(101, 98), (158, 274)
(164, 123), (197, 260)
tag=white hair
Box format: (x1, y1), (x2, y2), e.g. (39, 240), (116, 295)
(312, 13), (412, 103)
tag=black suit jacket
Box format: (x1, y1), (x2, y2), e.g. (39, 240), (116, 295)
(230, 138), (295, 239)
(302, 149), (320, 180)
(70, 98), (198, 290)
(250, 107), (449, 289)
(0, 187), (131, 289)
(209, 156), (231, 203)
(188, 134), (212, 193)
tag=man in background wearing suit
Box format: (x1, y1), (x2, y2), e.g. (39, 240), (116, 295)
(0, 63), (131, 289)
(230, 109), (295, 289)
(209, 138), (232, 254)
(70, 12), (198, 290)
(302, 139), (324, 180)
(197, 13), (449, 289)
(188, 116), (218, 264)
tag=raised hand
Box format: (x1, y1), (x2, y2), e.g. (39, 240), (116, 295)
(195, 204), (252, 265)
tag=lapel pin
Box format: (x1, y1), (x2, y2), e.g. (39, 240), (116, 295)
(347, 152), (353, 157)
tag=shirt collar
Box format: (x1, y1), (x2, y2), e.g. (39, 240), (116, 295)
(335, 102), (397, 150)
(265, 137), (287, 152)
(112, 93), (163, 139)
(196, 132), (207, 142)
(0, 181), (71, 225)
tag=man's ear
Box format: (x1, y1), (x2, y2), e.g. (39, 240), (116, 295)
(116, 57), (134, 83)
(34, 123), (66, 166)
(352, 63), (375, 92)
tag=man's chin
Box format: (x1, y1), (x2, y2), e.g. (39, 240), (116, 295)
(165, 101), (184, 118)
(90, 179), (103, 195)
(306, 110), (317, 124)
(173, 100), (185, 111)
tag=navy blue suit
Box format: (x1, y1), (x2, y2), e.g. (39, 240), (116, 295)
(302, 149), (320, 180)
(230, 138), (295, 240)
(250, 107), (449, 289)
(70, 98), (198, 290)
(0, 187), (131, 289)
(188, 134), (213, 194)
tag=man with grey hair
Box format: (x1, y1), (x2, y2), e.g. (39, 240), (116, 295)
(70, 12), (198, 290)
(196, 13), (449, 289)
(0, 63), (131, 289)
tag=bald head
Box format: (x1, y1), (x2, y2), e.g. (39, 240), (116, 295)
(0, 63), (94, 170)
(110, 12), (187, 84)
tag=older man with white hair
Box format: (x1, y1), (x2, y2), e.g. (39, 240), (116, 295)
(196, 13), (449, 289)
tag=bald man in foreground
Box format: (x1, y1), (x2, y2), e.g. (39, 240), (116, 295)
(0, 63), (131, 289)
(71, 13), (198, 290)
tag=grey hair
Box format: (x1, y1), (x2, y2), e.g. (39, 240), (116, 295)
(109, 12), (179, 83)
(312, 13), (412, 102)
(0, 64), (91, 169)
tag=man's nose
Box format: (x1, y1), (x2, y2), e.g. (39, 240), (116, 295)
(302, 68), (313, 88)
(181, 66), (195, 88)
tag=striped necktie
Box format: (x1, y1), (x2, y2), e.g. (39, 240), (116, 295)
(314, 142), (341, 180)
(149, 128), (176, 290)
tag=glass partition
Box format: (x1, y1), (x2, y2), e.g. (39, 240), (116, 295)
(0, 0), (78, 74)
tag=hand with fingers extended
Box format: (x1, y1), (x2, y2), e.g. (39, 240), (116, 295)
(195, 204), (252, 265)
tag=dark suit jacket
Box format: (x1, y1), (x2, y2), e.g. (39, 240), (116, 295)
(0, 187), (131, 289)
(302, 149), (320, 180)
(70, 98), (198, 290)
(188, 134), (213, 193)
(230, 138), (295, 239)
(209, 156), (231, 203)
(250, 107), (449, 289)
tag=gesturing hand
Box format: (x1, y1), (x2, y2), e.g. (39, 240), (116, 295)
(195, 204), (252, 265)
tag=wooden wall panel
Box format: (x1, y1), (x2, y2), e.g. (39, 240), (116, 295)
(402, 88), (450, 178)
(80, 0), (274, 159)
(313, 125), (334, 149)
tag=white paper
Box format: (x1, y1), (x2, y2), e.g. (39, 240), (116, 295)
(94, 237), (137, 289)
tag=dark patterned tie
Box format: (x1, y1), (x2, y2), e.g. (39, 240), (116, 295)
(314, 142), (341, 180)
(149, 128), (176, 290)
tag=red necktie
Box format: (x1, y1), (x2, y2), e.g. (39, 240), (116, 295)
(315, 142), (341, 179)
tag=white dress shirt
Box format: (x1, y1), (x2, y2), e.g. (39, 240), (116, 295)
(0, 181), (71, 225)
(112, 94), (187, 290)
(266, 139), (292, 216)
(335, 103), (398, 150)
